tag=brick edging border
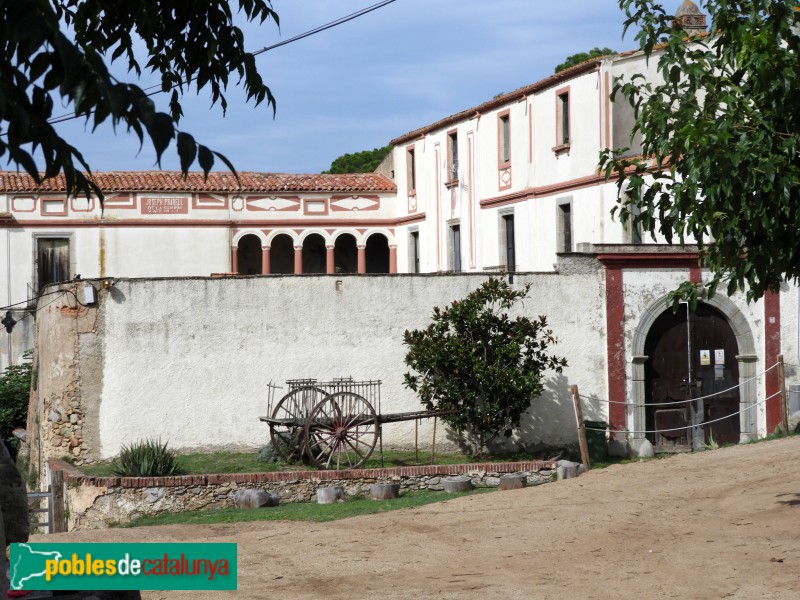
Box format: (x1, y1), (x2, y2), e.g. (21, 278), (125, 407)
(48, 460), (556, 489)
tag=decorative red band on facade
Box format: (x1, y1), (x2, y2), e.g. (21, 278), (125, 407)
(293, 247), (302, 275)
(326, 246), (335, 274)
(605, 266), (626, 435)
(357, 246), (366, 274)
(262, 246), (271, 275)
(597, 252), (699, 270)
(764, 291), (781, 431)
(689, 266), (702, 284)
(230, 247), (238, 274)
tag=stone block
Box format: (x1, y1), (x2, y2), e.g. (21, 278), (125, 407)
(631, 438), (655, 458)
(233, 489), (279, 509)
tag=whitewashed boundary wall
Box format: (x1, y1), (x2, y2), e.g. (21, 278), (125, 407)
(27, 257), (606, 476)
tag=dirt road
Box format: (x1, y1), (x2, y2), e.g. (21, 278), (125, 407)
(41, 436), (800, 599)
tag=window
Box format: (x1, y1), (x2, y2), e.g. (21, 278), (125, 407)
(406, 146), (416, 193)
(447, 130), (458, 183)
(556, 89), (570, 148)
(449, 224), (462, 272)
(500, 213), (516, 272)
(409, 230), (420, 273)
(558, 202), (573, 253)
(35, 237), (70, 292)
(624, 201), (643, 245)
(498, 112), (510, 165)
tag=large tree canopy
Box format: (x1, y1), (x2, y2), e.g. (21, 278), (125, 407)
(601, 1), (800, 303)
(1, 0), (278, 198)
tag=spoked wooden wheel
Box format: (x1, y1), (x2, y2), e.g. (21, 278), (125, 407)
(269, 386), (327, 463)
(304, 391), (379, 469)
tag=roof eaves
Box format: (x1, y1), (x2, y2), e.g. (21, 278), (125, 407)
(389, 58), (603, 146)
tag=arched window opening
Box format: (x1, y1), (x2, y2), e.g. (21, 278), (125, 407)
(237, 234), (262, 275)
(270, 234), (294, 275)
(302, 233), (326, 274)
(334, 234), (358, 274)
(365, 233), (390, 274)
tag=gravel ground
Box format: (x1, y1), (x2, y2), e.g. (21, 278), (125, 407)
(38, 435), (800, 599)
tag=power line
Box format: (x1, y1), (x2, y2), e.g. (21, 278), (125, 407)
(45, 0), (398, 128)
(586, 390), (781, 435)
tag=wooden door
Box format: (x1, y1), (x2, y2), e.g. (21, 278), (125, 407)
(691, 304), (740, 446)
(644, 303), (740, 451)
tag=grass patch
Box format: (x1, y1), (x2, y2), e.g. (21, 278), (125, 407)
(119, 488), (493, 528)
(80, 449), (538, 477)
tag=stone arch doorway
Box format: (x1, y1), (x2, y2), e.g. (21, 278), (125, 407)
(271, 234), (294, 274)
(334, 234), (358, 274)
(630, 295), (757, 451)
(365, 233), (389, 273)
(302, 233), (326, 274)
(237, 234), (262, 275)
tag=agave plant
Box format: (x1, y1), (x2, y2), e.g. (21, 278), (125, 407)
(111, 438), (183, 477)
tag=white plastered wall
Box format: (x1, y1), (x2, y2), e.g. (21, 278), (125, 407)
(48, 265), (607, 458)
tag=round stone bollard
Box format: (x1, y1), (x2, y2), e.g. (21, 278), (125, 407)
(369, 483), (400, 500)
(317, 486), (346, 504)
(442, 476), (473, 493)
(233, 489), (279, 509)
(499, 473), (527, 491)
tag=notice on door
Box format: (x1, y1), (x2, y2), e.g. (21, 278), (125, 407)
(700, 349), (711, 366)
(714, 349), (725, 364)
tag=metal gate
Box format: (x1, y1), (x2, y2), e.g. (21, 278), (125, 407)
(28, 487), (53, 534)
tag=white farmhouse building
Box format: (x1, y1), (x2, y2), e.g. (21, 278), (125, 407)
(6, 2), (800, 467)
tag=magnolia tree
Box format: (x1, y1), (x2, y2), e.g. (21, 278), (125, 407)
(601, 0), (800, 305)
(403, 278), (567, 455)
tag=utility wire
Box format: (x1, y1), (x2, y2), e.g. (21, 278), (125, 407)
(586, 390), (781, 435)
(45, 0), (398, 127)
(578, 362), (780, 407)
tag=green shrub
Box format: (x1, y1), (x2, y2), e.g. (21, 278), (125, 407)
(111, 438), (183, 477)
(404, 278), (567, 455)
(0, 350), (33, 458)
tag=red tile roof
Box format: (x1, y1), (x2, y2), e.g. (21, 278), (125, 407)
(0, 171), (396, 194)
(390, 58), (605, 145)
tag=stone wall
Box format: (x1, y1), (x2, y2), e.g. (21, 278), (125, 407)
(49, 459), (556, 531)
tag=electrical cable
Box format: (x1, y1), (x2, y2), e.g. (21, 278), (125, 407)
(43, 0), (399, 128)
(578, 362), (780, 407)
(0, 289), (71, 312)
(586, 390), (781, 435)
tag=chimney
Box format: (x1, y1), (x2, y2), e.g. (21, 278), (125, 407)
(673, 0), (707, 34)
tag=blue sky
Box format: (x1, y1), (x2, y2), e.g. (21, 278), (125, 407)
(52, 0), (646, 175)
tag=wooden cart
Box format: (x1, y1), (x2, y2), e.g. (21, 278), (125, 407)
(259, 378), (452, 470)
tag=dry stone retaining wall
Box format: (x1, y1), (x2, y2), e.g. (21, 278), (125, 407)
(50, 460), (556, 530)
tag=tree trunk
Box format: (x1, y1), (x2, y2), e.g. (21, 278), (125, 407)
(369, 483), (400, 500)
(316, 486), (345, 504)
(443, 476), (473, 493)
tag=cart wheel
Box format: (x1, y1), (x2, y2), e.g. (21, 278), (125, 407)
(269, 386), (327, 463)
(305, 391), (379, 470)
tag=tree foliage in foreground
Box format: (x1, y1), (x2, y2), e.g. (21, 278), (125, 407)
(1, 0), (279, 199)
(0, 352), (32, 459)
(601, 1), (800, 304)
(555, 47), (617, 73)
(403, 279), (567, 454)
(322, 146), (393, 174)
